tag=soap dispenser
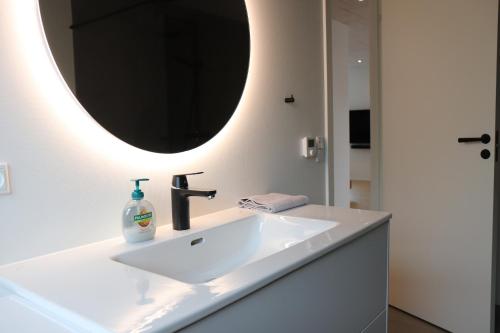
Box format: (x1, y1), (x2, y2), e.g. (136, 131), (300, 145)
(122, 178), (156, 243)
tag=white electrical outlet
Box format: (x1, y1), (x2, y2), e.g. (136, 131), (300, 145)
(0, 163), (11, 194)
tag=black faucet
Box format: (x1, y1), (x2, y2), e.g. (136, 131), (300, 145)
(171, 172), (216, 230)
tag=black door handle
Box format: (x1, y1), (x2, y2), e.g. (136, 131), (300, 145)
(457, 134), (490, 144)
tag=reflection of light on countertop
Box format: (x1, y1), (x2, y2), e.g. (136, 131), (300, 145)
(206, 277), (240, 297)
(118, 283), (195, 333)
(129, 301), (176, 333)
(136, 278), (154, 306)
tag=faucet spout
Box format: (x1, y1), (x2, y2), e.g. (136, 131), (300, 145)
(176, 188), (216, 199)
(171, 173), (216, 230)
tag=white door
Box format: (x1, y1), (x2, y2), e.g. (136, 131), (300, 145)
(380, 0), (498, 332)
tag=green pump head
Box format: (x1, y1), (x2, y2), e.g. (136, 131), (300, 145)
(130, 178), (149, 200)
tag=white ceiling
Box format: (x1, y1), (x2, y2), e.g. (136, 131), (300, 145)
(331, 0), (370, 64)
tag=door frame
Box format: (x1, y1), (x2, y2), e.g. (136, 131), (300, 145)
(493, 4), (500, 331)
(322, 0), (382, 210)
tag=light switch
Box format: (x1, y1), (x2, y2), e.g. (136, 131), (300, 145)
(0, 163), (11, 195)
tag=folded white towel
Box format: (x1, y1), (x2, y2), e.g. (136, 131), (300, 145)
(238, 193), (309, 213)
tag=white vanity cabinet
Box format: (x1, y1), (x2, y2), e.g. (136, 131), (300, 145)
(178, 223), (389, 333)
(0, 206), (390, 333)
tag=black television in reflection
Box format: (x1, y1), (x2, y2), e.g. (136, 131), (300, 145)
(349, 109), (370, 149)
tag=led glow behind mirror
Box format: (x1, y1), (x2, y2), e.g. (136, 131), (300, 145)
(38, 0), (250, 154)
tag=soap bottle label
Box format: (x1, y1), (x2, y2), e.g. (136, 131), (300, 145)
(134, 208), (153, 230)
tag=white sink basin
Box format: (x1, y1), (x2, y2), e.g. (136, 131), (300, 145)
(112, 213), (337, 284)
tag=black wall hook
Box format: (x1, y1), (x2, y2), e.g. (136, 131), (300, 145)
(284, 94), (295, 104)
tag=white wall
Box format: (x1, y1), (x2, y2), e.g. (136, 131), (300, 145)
(0, 0), (326, 265)
(349, 63), (370, 110)
(332, 20), (350, 208)
(350, 149), (371, 181)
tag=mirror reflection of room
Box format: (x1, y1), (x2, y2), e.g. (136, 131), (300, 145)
(331, 0), (371, 210)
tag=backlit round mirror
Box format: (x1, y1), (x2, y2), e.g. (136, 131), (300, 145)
(38, 0), (250, 153)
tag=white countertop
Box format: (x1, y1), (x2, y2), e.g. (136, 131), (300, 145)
(0, 205), (391, 333)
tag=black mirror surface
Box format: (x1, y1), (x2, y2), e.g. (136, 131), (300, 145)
(39, 0), (250, 153)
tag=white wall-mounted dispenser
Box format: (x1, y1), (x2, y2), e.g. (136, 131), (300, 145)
(302, 137), (317, 159)
(302, 137), (325, 162)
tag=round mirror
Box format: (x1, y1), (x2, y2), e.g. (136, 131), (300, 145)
(38, 0), (250, 153)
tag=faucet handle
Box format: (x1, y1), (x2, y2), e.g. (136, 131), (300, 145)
(172, 172), (203, 188)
